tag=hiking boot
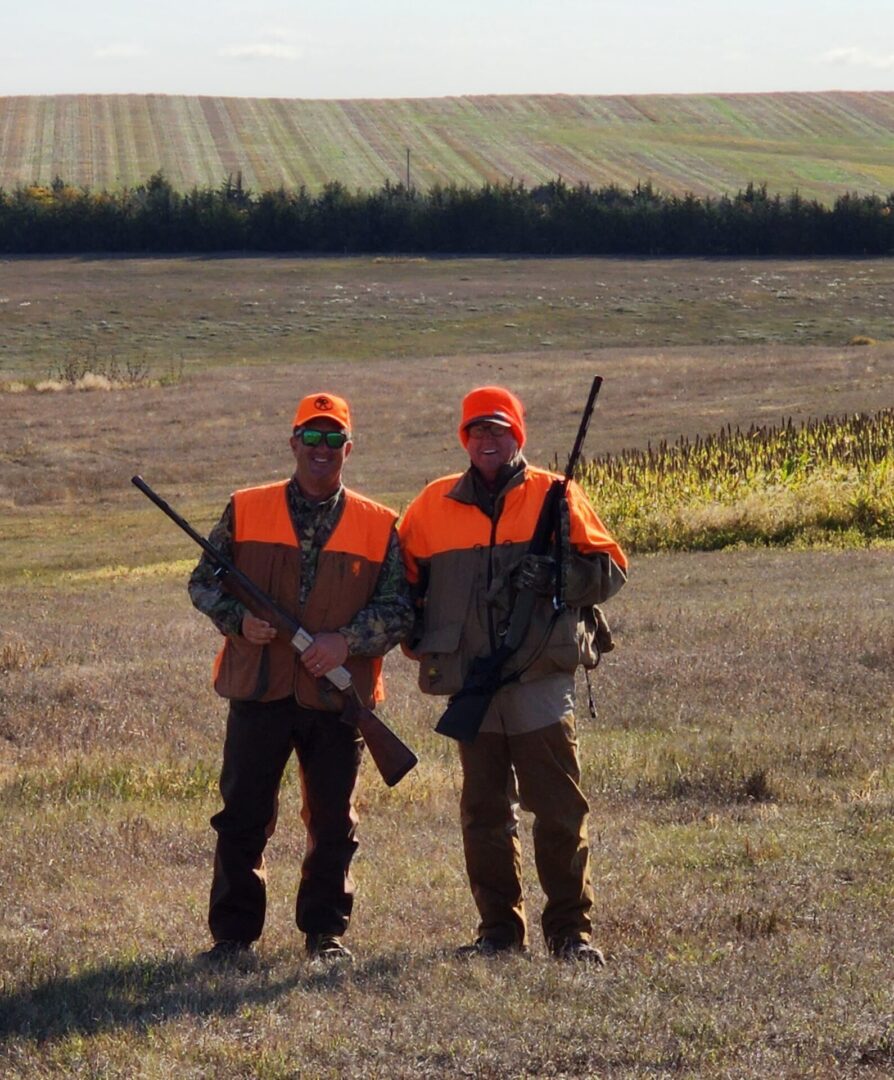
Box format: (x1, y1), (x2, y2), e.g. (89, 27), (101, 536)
(550, 938), (606, 966)
(306, 934), (353, 964)
(198, 939), (257, 969)
(455, 937), (528, 959)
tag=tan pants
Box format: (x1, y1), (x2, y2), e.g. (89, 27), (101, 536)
(457, 688), (594, 949)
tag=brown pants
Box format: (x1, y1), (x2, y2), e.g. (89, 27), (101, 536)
(208, 696), (363, 944)
(458, 714), (594, 949)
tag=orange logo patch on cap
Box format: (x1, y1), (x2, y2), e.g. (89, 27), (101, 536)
(315, 396), (334, 411)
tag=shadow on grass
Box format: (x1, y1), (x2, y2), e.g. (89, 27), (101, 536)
(0, 955), (282, 1044)
(0, 949), (429, 1044)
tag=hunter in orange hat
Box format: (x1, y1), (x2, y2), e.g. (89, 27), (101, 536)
(400, 384), (627, 964)
(457, 385), (527, 449)
(188, 391), (412, 967)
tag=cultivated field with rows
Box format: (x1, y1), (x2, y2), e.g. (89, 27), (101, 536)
(2, 91), (894, 201)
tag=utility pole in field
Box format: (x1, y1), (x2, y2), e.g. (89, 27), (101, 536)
(406, 147), (411, 191)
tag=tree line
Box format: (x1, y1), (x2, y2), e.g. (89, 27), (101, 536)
(1, 173), (892, 255)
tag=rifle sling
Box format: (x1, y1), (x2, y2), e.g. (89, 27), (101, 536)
(496, 605), (564, 689)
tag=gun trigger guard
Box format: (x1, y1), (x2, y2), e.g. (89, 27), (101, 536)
(337, 702), (358, 728)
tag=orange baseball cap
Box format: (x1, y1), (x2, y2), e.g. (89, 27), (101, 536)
(292, 392), (352, 432)
(459, 386), (526, 448)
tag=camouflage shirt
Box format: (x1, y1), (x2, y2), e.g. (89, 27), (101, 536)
(187, 478), (413, 657)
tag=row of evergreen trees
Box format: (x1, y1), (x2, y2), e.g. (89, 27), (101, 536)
(1, 173), (892, 255)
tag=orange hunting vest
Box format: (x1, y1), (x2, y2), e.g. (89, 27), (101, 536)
(398, 467), (628, 695)
(212, 480), (397, 710)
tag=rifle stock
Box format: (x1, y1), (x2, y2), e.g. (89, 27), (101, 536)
(435, 376), (603, 743)
(132, 475), (418, 787)
(434, 655), (504, 741)
(344, 694), (419, 787)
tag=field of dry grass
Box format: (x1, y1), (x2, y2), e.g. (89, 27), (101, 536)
(2, 255), (893, 384)
(1, 256), (892, 1077)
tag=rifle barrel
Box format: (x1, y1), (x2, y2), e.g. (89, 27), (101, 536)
(563, 375), (602, 481)
(131, 474), (300, 634)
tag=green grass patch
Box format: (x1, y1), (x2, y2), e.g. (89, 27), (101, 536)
(3, 758), (221, 807)
(59, 559), (196, 585)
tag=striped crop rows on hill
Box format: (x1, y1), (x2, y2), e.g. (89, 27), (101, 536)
(1, 92), (893, 202)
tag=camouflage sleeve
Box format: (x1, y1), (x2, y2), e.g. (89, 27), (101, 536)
(186, 502), (247, 637)
(339, 527), (415, 657)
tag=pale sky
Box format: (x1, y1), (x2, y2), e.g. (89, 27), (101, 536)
(1, 0), (892, 99)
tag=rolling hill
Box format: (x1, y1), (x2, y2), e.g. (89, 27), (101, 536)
(1, 91), (893, 203)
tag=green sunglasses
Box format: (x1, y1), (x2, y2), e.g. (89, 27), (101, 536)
(296, 428), (350, 449)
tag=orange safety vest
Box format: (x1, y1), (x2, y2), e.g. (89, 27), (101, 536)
(398, 466), (627, 696)
(401, 466), (628, 580)
(212, 480), (397, 710)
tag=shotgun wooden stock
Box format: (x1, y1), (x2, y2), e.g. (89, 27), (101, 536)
(132, 475), (418, 786)
(342, 691), (418, 787)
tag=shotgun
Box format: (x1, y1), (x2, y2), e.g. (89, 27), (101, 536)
(435, 376), (603, 742)
(132, 475), (418, 787)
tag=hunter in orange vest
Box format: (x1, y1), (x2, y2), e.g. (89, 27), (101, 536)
(400, 386), (628, 964)
(189, 392), (413, 966)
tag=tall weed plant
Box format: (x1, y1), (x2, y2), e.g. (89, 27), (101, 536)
(581, 410), (894, 552)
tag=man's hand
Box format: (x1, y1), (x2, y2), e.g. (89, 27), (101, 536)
(512, 554), (556, 595)
(302, 631), (350, 679)
(242, 612), (277, 645)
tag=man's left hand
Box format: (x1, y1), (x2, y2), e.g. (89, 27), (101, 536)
(302, 631), (350, 678)
(512, 554), (557, 595)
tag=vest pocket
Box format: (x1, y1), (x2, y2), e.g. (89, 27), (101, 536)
(214, 637), (269, 701)
(520, 608), (580, 680)
(416, 622), (466, 695)
(578, 605), (614, 669)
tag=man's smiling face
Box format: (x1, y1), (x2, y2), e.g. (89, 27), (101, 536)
(290, 418), (352, 499)
(465, 421), (519, 486)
